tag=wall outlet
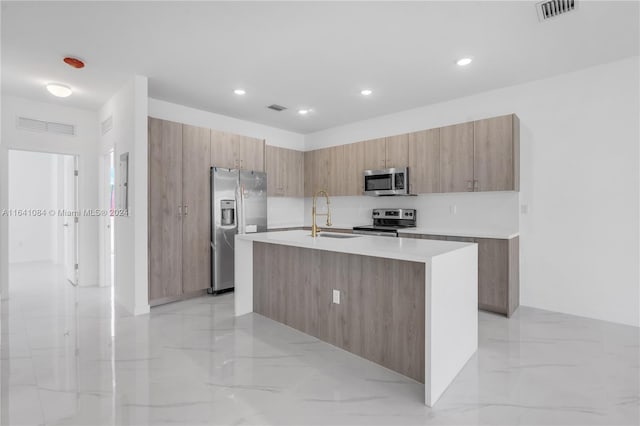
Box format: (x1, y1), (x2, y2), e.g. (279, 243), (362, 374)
(521, 204), (529, 214)
(449, 205), (457, 215)
(332, 289), (340, 304)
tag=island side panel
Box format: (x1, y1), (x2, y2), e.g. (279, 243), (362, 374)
(252, 242), (425, 383)
(234, 237), (254, 316)
(425, 244), (478, 406)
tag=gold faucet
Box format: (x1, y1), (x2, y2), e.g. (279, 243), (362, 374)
(311, 189), (332, 237)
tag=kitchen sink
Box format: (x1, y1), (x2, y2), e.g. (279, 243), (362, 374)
(315, 233), (361, 239)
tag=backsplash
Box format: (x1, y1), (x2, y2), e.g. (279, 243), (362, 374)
(303, 191), (519, 232)
(267, 197), (305, 228)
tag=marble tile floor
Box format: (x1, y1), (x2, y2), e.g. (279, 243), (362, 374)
(1, 262), (638, 426)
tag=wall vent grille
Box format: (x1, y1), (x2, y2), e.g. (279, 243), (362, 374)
(17, 116), (76, 136)
(101, 115), (113, 134)
(267, 104), (287, 112)
(537, 0), (576, 21)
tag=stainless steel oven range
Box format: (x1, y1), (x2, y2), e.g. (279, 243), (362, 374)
(352, 208), (416, 237)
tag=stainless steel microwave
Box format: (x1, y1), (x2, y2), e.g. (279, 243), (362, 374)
(364, 167), (409, 196)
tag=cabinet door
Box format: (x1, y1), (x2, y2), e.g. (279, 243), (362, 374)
(475, 238), (509, 314)
(343, 141), (366, 195)
(182, 124), (211, 293)
(408, 128), (440, 194)
(266, 145), (284, 196)
(363, 138), (386, 170)
(328, 145), (346, 196)
(440, 122), (474, 193)
(304, 150), (315, 197)
(148, 118), (183, 301)
(287, 149), (304, 197)
(385, 134), (409, 168)
(211, 130), (237, 169)
(474, 114), (515, 191)
(239, 136), (265, 172)
(312, 148), (330, 194)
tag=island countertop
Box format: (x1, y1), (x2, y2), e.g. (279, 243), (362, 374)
(236, 230), (475, 263)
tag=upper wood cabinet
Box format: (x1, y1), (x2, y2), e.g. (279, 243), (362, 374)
(440, 122), (475, 193)
(474, 114), (519, 192)
(211, 130), (264, 172)
(408, 128), (440, 194)
(362, 137), (386, 170)
(343, 141), (366, 196)
(385, 134), (409, 169)
(266, 145), (304, 197)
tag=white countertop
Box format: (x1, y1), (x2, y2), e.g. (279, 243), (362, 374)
(397, 227), (519, 240)
(237, 230), (474, 263)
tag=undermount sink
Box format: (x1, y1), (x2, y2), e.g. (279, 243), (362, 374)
(314, 233), (361, 239)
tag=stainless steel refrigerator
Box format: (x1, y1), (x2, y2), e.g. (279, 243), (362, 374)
(210, 167), (267, 293)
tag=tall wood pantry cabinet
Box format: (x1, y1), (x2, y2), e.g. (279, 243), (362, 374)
(148, 118), (211, 305)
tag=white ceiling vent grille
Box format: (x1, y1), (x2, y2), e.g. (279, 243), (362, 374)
(537, 0), (576, 21)
(101, 115), (113, 135)
(17, 116), (76, 136)
(267, 104), (287, 112)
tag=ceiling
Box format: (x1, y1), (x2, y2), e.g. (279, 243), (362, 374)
(2, 1), (638, 134)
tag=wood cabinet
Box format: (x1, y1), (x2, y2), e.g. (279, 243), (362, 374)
(304, 147), (346, 197)
(181, 124), (211, 294)
(385, 134), (409, 169)
(474, 114), (519, 191)
(149, 118), (213, 305)
(398, 232), (519, 317)
(440, 122), (475, 193)
(343, 141), (366, 196)
(149, 117), (183, 301)
(266, 145), (304, 197)
(211, 130), (264, 172)
(408, 128), (440, 194)
(362, 137), (386, 170)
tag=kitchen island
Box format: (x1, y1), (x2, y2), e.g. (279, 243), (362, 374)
(234, 230), (478, 406)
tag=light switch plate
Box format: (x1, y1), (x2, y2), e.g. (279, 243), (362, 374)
(449, 205), (457, 215)
(332, 289), (340, 304)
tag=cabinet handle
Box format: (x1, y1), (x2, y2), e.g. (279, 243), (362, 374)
(184, 204), (189, 216)
(177, 205), (182, 216)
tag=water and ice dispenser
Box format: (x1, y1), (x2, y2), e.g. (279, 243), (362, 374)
(220, 200), (236, 226)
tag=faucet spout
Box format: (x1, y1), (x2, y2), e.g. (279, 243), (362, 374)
(311, 189), (332, 237)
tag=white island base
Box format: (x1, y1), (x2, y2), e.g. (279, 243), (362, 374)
(234, 230), (478, 407)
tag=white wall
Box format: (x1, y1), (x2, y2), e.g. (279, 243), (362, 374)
(306, 56), (640, 327)
(8, 150), (59, 263)
(99, 76), (149, 315)
(148, 98), (307, 228)
(0, 95), (100, 287)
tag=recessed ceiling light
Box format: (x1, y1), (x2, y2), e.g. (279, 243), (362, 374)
(456, 57), (473, 66)
(298, 109), (309, 115)
(46, 83), (72, 98)
(234, 89), (246, 95)
(360, 89), (373, 96)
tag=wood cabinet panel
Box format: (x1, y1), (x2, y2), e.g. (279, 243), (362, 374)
(474, 114), (515, 191)
(343, 141), (365, 196)
(385, 134), (409, 168)
(210, 130), (237, 169)
(408, 128), (440, 194)
(363, 137), (386, 170)
(253, 242), (425, 382)
(181, 124), (211, 294)
(266, 145), (304, 197)
(288, 149), (304, 197)
(328, 145), (346, 196)
(239, 136), (264, 172)
(440, 122), (474, 193)
(312, 148), (330, 194)
(304, 150), (314, 197)
(266, 145), (284, 196)
(148, 118), (183, 301)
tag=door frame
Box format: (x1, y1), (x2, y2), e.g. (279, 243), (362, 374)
(99, 149), (115, 287)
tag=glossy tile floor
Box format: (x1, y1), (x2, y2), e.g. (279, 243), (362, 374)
(1, 262), (638, 426)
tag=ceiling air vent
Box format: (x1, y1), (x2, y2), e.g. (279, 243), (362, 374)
(17, 116), (76, 136)
(537, 0), (577, 21)
(267, 104), (287, 112)
(101, 115), (113, 135)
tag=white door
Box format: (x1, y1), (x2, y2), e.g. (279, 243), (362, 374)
(63, 156), (78, 285)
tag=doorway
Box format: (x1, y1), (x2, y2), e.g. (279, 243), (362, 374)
(8, 150), (79, 286)
(100, 150), (115, 288)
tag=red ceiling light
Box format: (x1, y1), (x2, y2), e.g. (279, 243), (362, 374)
(63, 57), (85, 69)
